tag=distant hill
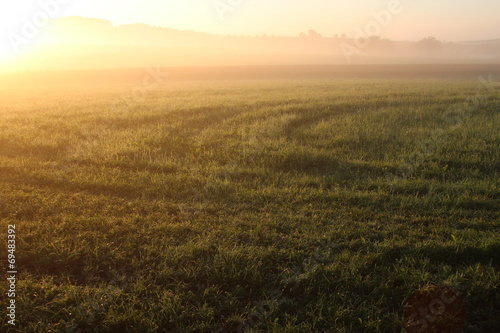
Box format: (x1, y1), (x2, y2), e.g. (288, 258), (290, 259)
(41, 16), (214, 46)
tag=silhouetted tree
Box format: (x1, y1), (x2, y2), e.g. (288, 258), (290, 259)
(358, 36), (394, 54)
(416, 36), (442, 53)
(308, 30), (321, 38)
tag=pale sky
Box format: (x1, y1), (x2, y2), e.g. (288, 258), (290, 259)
(1, 0), (499, 60)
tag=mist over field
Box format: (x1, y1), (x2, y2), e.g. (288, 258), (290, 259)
(1, 1), (499, 332)
(2, 16), (500, 72)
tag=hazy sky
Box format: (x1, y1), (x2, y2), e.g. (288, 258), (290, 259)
(1, 0), (499, 60)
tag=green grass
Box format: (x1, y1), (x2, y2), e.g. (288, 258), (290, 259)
(0, 76), (499, 332)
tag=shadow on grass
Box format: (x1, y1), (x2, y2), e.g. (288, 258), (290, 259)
(0, 139), (68, 159)
(0, 165), (194, 201)
(416, 243), (500, 268)
(272, 151), (399, 180)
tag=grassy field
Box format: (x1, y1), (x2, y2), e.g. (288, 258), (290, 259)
(0, 67), (499, 332)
